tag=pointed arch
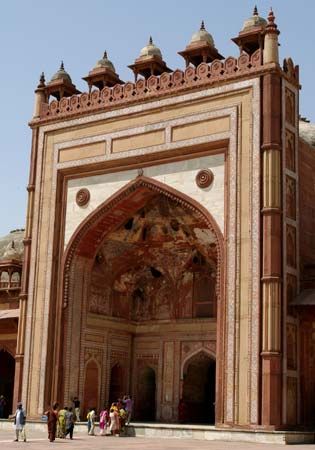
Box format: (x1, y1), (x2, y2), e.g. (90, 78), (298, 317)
(62, 175), (224, 308)
(181, 347), (215, 379)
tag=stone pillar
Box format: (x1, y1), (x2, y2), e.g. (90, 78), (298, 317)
(261, 70), (282, 428)
(20, 128), (39, 414)
(263, 9), (280, 66)
(32, 73), (46, 119)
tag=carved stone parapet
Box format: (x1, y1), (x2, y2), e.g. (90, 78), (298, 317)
(262, 278), (281, 353)
(36, 50), (263, 123)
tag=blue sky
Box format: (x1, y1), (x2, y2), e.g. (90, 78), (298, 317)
(0, 0), (314, 235)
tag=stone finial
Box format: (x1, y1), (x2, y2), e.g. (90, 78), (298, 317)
(103, 50), (108, 59)
(33, 72), (47, 118)
(200, 20), (205, 30)
(38, 72), (46, 88)
(60, 60), (65, 70)
(265, 7), (279, 33)
(268, 8), (275, 24)
(263, 7), (279, 64)
(149, 36), (153, 45)
(253, 5), (258, 16)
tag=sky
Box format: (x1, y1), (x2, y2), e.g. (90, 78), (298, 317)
(0, 0), (314, 236)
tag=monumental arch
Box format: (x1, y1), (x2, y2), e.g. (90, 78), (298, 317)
(2, 7), (315, 431)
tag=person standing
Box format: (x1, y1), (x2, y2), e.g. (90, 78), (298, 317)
(73, 397), (81, 422)
(13, 402), (26, 442)
(109, 407), (119, 436)
(44, 402), (59, 443)
(99, 407), (108, 436)
(124, 395), (133, 425)
(65, 407), (75, 440)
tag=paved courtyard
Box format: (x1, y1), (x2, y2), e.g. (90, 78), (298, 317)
(0, 429), (315, 450)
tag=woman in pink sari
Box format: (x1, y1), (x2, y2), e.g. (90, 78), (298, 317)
(99, 408), (109, 435)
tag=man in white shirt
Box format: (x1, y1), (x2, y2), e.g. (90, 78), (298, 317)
(13, 402), (26, 442)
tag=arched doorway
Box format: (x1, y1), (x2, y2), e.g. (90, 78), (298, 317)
(182, 352), (215, 424)
(83, 359), (99, 417)
(61, 177), (223, 422)
(0, 349), (15, 418)
(109, 363), (124, 406)
(136, 367), (156, 421)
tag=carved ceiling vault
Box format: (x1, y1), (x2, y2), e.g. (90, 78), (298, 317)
(89, 194), (218, 322)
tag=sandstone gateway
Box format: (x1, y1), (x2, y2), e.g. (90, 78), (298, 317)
(1, 8), (315, 431)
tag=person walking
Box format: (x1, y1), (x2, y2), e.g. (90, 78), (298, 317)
(13, 402), (26, 442)
(65, 407), (75, 440)
(45, 403), (59, 442)
(57, 406), (67, 438)
(87, 407), (96, 435)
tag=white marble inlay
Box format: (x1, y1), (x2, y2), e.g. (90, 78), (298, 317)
(65, 154), (225, 246)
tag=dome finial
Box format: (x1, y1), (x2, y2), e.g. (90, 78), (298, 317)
(268, 7), (275, 24)
(103, 50), (108, 59)
(149, 36), (153, 45)
(60, 61), (64, 71)
(200, 20), (205, 30)
(253, 5), (258, 15)
(38, 72), (45, 87)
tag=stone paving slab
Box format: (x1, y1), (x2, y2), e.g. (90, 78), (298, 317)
(0, 430), (315, 450)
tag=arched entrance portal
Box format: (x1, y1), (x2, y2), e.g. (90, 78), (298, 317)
(61, 177), (223, 423)
(182, 352), (215, 424)
(0, 349), (15, 418)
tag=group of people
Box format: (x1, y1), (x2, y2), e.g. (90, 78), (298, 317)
(44, 395), (133, 442)
(87, 395), (133, 437)
(44, 403), (75, 442)
(8, 395), (133, 443)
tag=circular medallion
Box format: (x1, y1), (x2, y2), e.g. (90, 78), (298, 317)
(76, 188), (90, 207)
(196, 169), (214, 189)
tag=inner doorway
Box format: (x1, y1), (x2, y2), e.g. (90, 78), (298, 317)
(136, 367), (156, 421)
(182, 353), (215, 424)
(0, 349), (15, 418)
(109, 363), (124, 406)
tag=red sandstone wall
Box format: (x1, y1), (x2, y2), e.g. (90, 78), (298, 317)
(299, 138), (315, 290)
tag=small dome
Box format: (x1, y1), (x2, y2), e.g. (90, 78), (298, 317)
(51, 61), (72, 83)
(94, 51), (116, 72)
(190, 21), (215, 47)
(3, 241), (21, 260)
(0, 230), (24, 261)
(242, 6), (267, 32)
(139, 37), (162, 59)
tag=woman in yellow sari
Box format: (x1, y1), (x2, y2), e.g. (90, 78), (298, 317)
(57, 407), (67, 438)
